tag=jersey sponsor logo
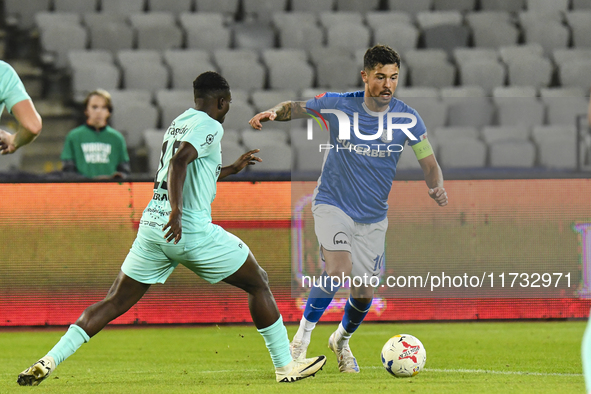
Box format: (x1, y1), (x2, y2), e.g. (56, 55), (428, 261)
(333, 231), (349, 246)
(152, 192), (168, 201)
(167, 121), (189, 137)
(200, 131), (218, 147)
(315, 92), (327, 99)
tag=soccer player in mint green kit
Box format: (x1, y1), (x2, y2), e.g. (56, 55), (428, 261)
(18, 72), (326, 386)
(0, 60), (42, 154)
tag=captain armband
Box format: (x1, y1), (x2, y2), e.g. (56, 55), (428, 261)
(411, 138), (434, 160)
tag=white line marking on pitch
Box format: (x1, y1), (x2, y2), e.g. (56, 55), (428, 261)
(363, 366), (582, 376)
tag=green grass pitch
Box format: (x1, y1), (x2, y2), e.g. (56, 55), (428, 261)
(0, 321), (585, 393)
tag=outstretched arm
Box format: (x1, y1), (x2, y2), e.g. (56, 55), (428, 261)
(418, 154), (448, 206)
(218, 149), (262, 180)
(249, 101), (307, 130)
(163, 141), (198, 244)
(0, 99), (42, 154)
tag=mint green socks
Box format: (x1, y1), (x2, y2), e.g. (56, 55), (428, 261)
(257, 316), (293, 368)
(47, 324), (90, 366)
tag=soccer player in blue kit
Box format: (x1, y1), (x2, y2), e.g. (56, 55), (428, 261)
(250, 45), (448, 373)
(17, 72), (326, 386)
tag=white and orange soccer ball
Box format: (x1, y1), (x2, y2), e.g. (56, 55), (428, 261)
(380, 334), (426, 378)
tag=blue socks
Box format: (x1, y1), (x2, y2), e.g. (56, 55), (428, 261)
(47, 324), (90, 366)
(257, 316), (293, 368)
(303, 271), (341, 323)
(341, 297), (372, 334)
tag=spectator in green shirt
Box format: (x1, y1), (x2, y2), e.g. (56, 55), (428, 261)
(0, 61), (42, 154)
(62, 89), (130, 179)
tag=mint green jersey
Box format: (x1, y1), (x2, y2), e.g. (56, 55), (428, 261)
(140, 108), (223, 236)
(0, 61), (30, 118)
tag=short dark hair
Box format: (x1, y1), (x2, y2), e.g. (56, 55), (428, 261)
(363, 44), (401, 71)
(193, 71), (230, 100)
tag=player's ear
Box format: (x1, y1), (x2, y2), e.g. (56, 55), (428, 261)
(361, 69), (368, 84)
(217, 97), (224, 110)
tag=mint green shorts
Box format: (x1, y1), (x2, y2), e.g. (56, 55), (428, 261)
(121, 223), (249, 285)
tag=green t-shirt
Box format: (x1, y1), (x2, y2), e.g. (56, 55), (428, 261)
(61, 124), (130, 178)
(0, 61), (31, 118)
(140, 109), (223, 234)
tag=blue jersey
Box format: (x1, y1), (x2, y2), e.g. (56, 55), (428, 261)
(306, 91), (427, 224)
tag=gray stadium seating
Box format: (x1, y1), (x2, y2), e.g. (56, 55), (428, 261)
(67, 50), (114, 69)
(148, 0), (193, 13)
(480, 0), (524, 12)
(446, 98), (495, 128)
(129, 13), (183, 51)
(144, 129), (166, 174)
(40, 25), (88, 68)
(521, 22), (570, 55)
(242, 129), (289, 147)
(247, 143), (292, 172)
(532, 125), (577, 169)
(267, 62), (315, 91)
(109, 89), (153, 106)
(101, 0), (146, 14)
(326, 24), (371, 51)
(243, 0), (288, 21)
(552, 49), (591, 66)
(437, 138), (487, 168)
(469, 16), (519, 48)
(373, 24), (418, 56)
(336, 0), (380, 11)
(35, 12), (81, 32)
(481, 125), (530, 144)
(233, 23), (276, 50)
(221, 141), (248, 167)
(495, 98), (545, 127)
(110, 102), (159, 148)
(316, 56), (361, 89)
(433, 0), (475, 11)
(4, 0), (51, 29)
(545, 97), (589, 126)
(195, 0), (239, 14)
(395, 87), (439, 98)
(565, 12), (591, 48)
(506, 57), (553, 89)
(401, 98), (448, 133)
(223, 102), (255, 130)
(488, 140), (536, 168)
(423, 24), (471, 57)
(54, 0), (98, 12)
(440, 86), (486, 100)
(181, 14), (231, 51)
(416, 11), (462, 29)
(388, 0), (432, 14)
(492, 86), (537, 99)
(540, 87), (587, 98)
(559, 60), (591, 88)
(573, 0), (591, 9)
(71, 63), (121, 103)
(319, 11), (364, 28)
(86, 20), (134, 52)
(499, 43), (544, 63)
(525, 0), (569, 13)
(291, 0), (334, 12)
(214, 50), (266, 91)
(159, 102), (193, 129)
(453, 48), (499, 64)
(458, 61), (507, 95)
(365, 11), (413, 28)
(291, 127), (327, 173)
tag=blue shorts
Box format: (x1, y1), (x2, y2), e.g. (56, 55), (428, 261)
(121, 223), (250, 285)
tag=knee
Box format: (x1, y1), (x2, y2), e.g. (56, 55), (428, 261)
(256, 267), (270, 289)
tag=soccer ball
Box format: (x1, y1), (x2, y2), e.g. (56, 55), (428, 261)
(380, 334), (426, 378)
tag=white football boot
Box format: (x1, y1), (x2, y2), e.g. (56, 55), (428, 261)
(289, 338), (309, 361)
(328, 331), (359, 373)
(17, 356), (55, 386)
(276, 355), (326, 383)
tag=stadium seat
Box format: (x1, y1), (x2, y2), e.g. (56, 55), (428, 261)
(408, 64), (455, 88)
(387, 0), (432, 14)
(365, 11), (413, 28)
(488, 140), (536, 168)
(434, 126), (479, 140)
(101, 0), (146, 14)
(540, 87), (587, 98)
(251, 90), (298, 112)
(164, 49), (212, 66)
(233, 23), (276, 50)
(336, 0), (380, 12)
(272, 12), (318, 28)
(4, 0), (51, 29)
(433, 0), (475, 11)
(170, 61), (218, 90)
(565, 12), (591, 48)
(221, 140), (248, 167)
(223, 102), (255, 130)
(243, 0), (288, 21)
(573, 0), (591, 9)
(86, 18), (134, 52)
(222, 130), (242, 145)
(159, 101), (193, 129)
(446, 98), (495, 128)
(117, 51), (169, 93)
(521, 22), (570, 55)
(110, 102), (159, 148)
(109, 89), (153, 106)
(326, 24), (371, 51)
(499, 44), (544, 64)
(552, 49), (591, 67)
(453, 48), (499, 64)
(40, 25), (88, 68)
(247, 143), (292, 172)
(422, 25), (471, 57)
(440, 86), (486, 101)
(525, 0), (569, 13)
(395, 87), (439, 98)
(372, 24), (419, 56)
(395, 145), (422, 170)
(213, 49), (259, 66)
(495, 98), (545, 127)
(117, 50), (162, 68)
(481, 125), (530, 144)
(214, 51), (266, 91)
(291, 127), (327, 173)
(54, 0), (98, 12)
(71, 63), (121, 103)
(316, 57), (361, 89)
(148, 0), (193, 13)
(559, 60), (591, 89)
(458, 61), (506, 95)
(401, 98), (448, 133)
(532, 125), (577, 169)
(309, 47), (353, 65)
(492, 86), (537, 99)
(469, 16), (519, 48)
(67, 50), (114, 69)
(267, 62), (314, 91)
(181, 14), (231, 51)
(129, 13), (183, 51)
(405, 49), (448, 67)
(262, 49), (308, 66)
(437, 138), (487, 168)
(242, 129), (289, 147)
(319, 11), (364, 28)
(277, 23), (324, 50)
(155, 89), (194, 106)
(195, 0), (239, 14)
(0, 132), (23, 171)
(35, 12), (81, 32)
(545, 97), (589, 126)
(292, 0), (334, 12)
(506, 57), (553, 89)
(480, 0), (524, 12)
(416, 11), (462, 29)
(144, 129), (166, 173)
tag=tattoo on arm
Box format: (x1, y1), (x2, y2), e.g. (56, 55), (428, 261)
(269, 101), (307, 121)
